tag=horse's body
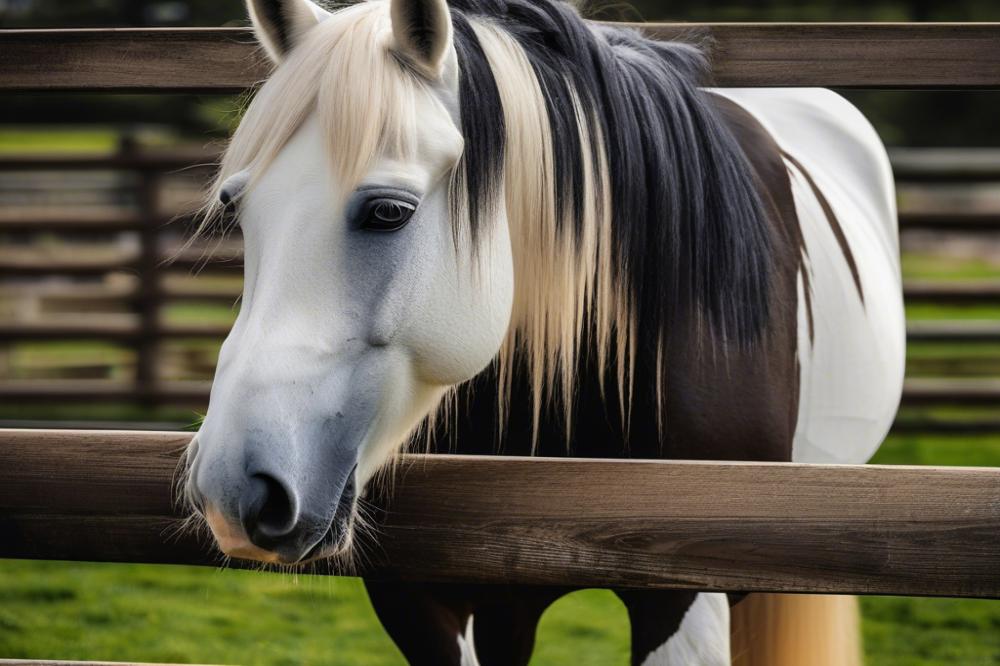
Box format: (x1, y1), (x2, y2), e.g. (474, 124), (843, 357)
(187, 0), (904, 663)
(367, 87), (904, 666)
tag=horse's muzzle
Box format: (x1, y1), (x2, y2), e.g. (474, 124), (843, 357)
(198, 464), (358, 565)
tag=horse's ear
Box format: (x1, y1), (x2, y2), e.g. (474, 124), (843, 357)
(390, 0), (453, 80)
(246, 0), (330, 63)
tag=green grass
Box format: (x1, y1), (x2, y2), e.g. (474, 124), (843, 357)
(0, 563), (629, 665)
(902, 253), (1000, 281)
(873, 432), (1000, 467)
(861, 596), (1000, 666)
(0, 564), (403, 665)
(0, 126), (179, 153)
(0, 127), (119, 153)
(906, 303), (1000, 320)
(163, 302), (239, 326)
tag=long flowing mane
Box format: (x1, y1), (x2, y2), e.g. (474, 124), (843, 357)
(449, 0), (774, 438)
(204, 0), (775, 444)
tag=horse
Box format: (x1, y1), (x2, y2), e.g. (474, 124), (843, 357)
(183, 0), (906, 663)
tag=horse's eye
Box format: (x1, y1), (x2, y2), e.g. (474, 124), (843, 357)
(361, 198), (416, 232)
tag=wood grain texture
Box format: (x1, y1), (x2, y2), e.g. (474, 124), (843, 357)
(0, 28), (269, 93)
(1, 429), (999, 597)
(1, 24), (998, 91)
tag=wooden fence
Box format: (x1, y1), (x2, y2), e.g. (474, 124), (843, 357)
(1, 428), (999, 598)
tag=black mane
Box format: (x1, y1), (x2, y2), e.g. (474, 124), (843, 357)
(448, 0), (774, 347)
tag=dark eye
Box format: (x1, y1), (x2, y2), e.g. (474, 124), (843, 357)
(361, 198), (416, 232)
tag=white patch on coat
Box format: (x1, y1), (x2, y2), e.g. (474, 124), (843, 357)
(710, 88), (905, 465)
(458, 614), (480, 666)
(640, 592), (731, 666)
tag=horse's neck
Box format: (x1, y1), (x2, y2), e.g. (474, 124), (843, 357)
(434, 95), (802, 462)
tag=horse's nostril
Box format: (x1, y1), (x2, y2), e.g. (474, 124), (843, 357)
(245, 473), (297, 539)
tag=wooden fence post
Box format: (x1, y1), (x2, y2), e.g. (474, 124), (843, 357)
(125, 137), (162, 407)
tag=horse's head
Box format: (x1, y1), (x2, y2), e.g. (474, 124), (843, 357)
(186, 0), (513, 564)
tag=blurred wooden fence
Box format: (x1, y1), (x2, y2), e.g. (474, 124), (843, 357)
(2, 145), (999, 423)
(1, 24), (999, 426)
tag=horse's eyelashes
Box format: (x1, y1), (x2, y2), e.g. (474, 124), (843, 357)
(360, 198), (417, 232)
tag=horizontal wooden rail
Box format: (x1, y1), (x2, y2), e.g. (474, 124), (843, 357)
(901, 377), (1000, 406)
(1, 428), (999, 597)
(890, 148), (1000, 182)
(0, 283), (240, 305)
(904, 280), (1000, 303)
(0, 213), (193, 233)
(906, 321), (1000, 343)
(0, 253), (241, 276)
(892, 417), (1000, 435)
(899, 211), (1000, 233)
(1, 24), (999, 92)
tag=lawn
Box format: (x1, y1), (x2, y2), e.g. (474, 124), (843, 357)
(1, 433), (998, 665)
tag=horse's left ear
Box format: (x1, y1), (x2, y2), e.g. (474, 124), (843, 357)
(390, 0), (454, 80)
(247, 0), (330, 63)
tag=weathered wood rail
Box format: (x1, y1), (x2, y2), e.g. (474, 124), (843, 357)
(1, 24), (999, 91)
(1, 428), (999, 598)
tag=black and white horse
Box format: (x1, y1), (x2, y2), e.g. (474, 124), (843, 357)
(184, 0), (905, 662)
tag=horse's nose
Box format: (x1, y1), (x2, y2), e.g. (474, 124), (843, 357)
(239, 472), (325, 562)
(241, 472), (299, 542)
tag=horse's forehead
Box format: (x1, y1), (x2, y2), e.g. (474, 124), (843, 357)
(406, 87), (464, 174)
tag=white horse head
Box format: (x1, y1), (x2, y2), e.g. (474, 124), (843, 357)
(187, 0), (513, 564)
(186, 0), (778, 566)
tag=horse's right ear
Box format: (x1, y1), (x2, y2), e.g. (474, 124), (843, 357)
(390, 0), (453, 80)
(246, 0), (330, 63)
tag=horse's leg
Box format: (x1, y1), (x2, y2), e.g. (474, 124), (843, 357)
(615, 590), (731, 666)
(364, 580), (475, 666)
(471, 587), (568, 666)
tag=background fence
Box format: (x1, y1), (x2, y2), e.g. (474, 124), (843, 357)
(2, 139), (999, 430)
